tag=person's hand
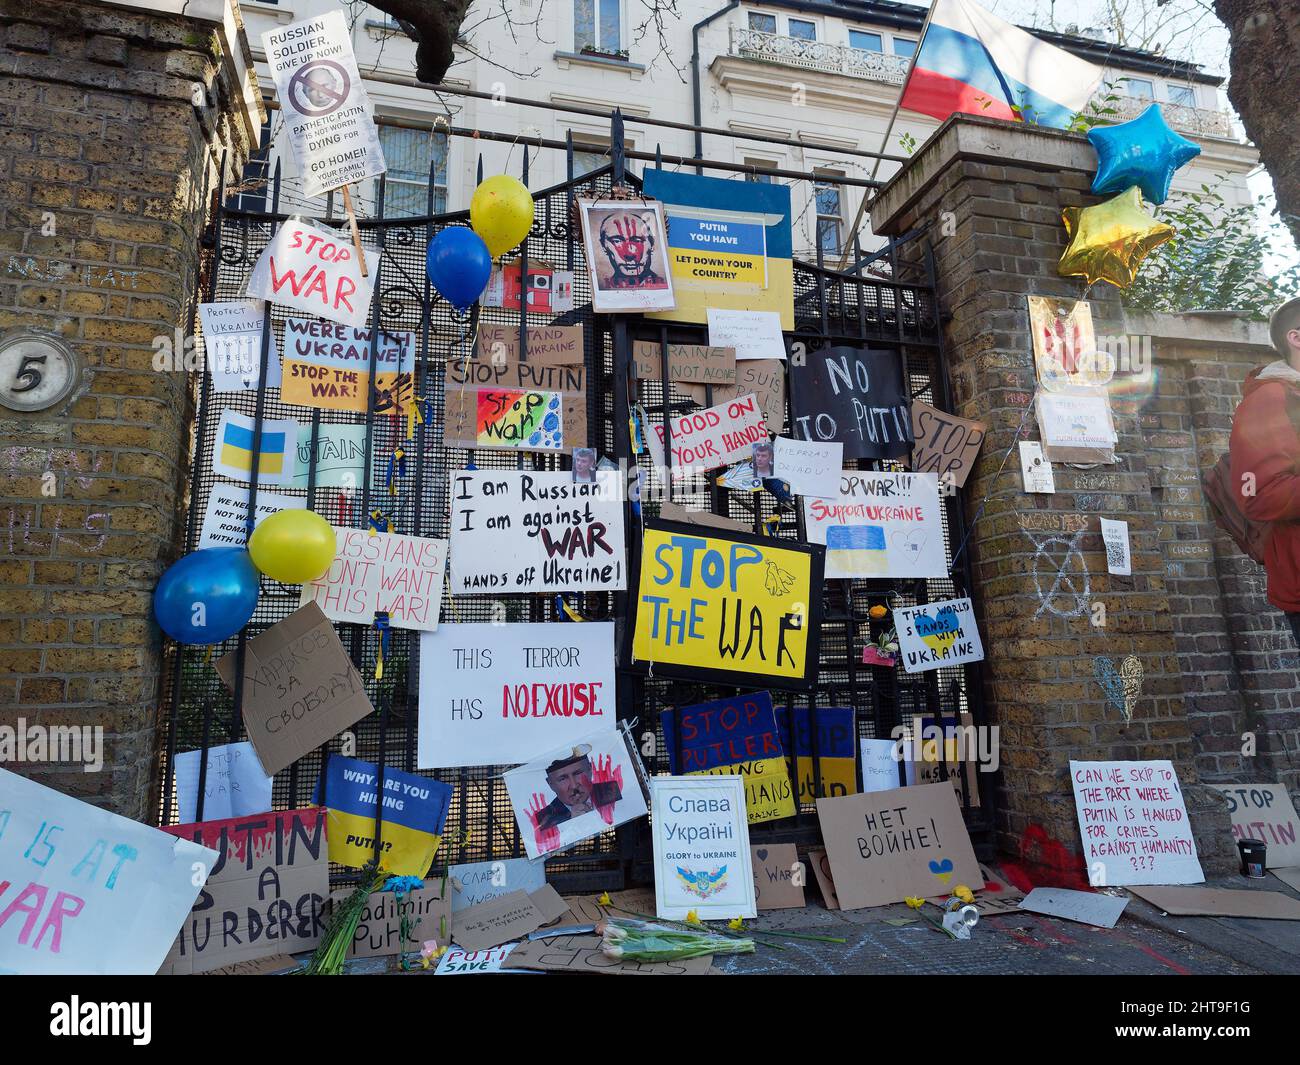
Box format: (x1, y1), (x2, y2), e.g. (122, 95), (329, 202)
(591, 754), (624, 825)
(526, 792), (560, 853)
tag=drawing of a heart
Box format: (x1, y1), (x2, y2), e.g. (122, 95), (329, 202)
(916, 606), (960, 655)
(1094, 655), (1142, 723)
(756, 849), (768, 862)
(890, 530), (926, 559)
(929, 859), (954, 883)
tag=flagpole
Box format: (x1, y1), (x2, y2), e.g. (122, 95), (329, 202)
(835, 1), (939, 271)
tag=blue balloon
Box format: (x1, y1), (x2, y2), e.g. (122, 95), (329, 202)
(426, 227), (492, 311)
(1087, 104), (1201, 205)
(154, 547), (259, 645)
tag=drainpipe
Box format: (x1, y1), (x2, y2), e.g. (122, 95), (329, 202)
(692, 0), (739, 174)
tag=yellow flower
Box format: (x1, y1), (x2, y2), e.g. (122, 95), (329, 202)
(954, 885), (975, 904)
(869, 604), (888, 619)
(728, 917), (745, 931)
(904, 896), (925, 910)
(685, 909), (702, 926)
(597, 891), (612, 906)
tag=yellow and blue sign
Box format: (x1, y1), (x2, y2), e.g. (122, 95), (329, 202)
(643, 170), (794, 330)
(776, 705), (857, 802)
(316, 755), (452, 877)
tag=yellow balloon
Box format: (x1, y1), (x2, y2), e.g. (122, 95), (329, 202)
(470, 175), (535, 258)
(248, 510), (336, 584)
(1058, 186), (1174, 289)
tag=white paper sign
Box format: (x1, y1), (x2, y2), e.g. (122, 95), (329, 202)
(0, 768), (216, 975)
(449, 470), (626, 594)
(173, 741), (274, 824)
(197, 301), (281, 391)
(1070, 760), (1205, 886)
(1020, 887), (1128, 928)
(772, 436), (842, 499)
(1037, 392), (1116, 450)
(417, 622), (616, 769)
(803, 471), (947, 578)
(1100, 517), (1131, 576)
(293, 423), (367, 489)
(650, 776), (756, 920)
(706, 308), (785, 360)
(301, 528), (448, 631)
(449, 858), (548, 913)
(248, 218), (378, 329)
(212, 410), (299, 486)
(860, 738), (901, 793)
(261, 11), (386, 197)
(435, 943), (519, 974)
(198, 484), (305, 549)
(647, 393), (769, 475)
(894, 597), (985, 673)
(1018, 440), (1055, 493)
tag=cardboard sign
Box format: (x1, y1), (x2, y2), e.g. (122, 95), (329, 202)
(248, 218), (378, 329)
(680, 359), (785, 430)
(816, 782), (982, 910)
(417, 622), (616, 769)
(629, 519), (824, 690)
(436, 943), (519, 974)
(214, 602), (375, 776)
(1128, 885), (1300, 920)
(1036, 391), (1117, 463)
(894, 597), (985, 673)
(657, 501), (750, 534)
(776, 705), (857, 801)
(449, 858), (548, 913)
(301, 528), (448, 631)
(861, 737), (902, 794)
(503, 727), (649, 861)
(1100, 517), (1132, 576)
(772, 436), (842, 499)
(198, 300), (281, 392)
(804, 472), (947, 579)
(160, 808), (327, 974)
(807, 847), (839, 909)
(173, 741), (273, 824)
(632, 341), (736, 386)
(1070, 760), (1204, 886)
(751, 843), (805, 910)
(789, 345), (911, 460)
(452, 884), (568, 951)
(444, 386), (576, 454)
(198, 484), (305, 550)
(1018, 440), (1055, 493)
(451, 356), (587, 399)
(448, 470), (626, 594)
(280, 319), (414, 414)
(213, 410), (298, 486)
(706, 308), (785, 361)
(905, 713), (981, 809)
(1021, 887), (1128, 928)
(650, 776), (756, 920)
(0, 769), (215, 975)
(293, 423), (366, 490)
(646, 393), (769, 475)
(1212, 783), (1300, 867)
(262, 10), (385, 197)
(203, 953), (301, 976)
(661, 691), (797, 824)
(476, 323), (583, 366)
(909, 400), (985, 489)
(317, 756), (452, 877)
(578, 199), (676, 312)
(346, 882), (450, 959)
(501, 933), (713, 975)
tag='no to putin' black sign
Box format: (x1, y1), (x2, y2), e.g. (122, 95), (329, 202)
(788, 345), (912, 460)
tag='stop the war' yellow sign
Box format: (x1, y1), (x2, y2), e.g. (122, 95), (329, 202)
(628, 520), (824, 690)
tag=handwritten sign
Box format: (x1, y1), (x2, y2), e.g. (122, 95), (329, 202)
(248, 218), (378, 329)
(280, 319), (414, 413)
(894, 597), (985, 673)
(789, 345), (911, 460)
(197, 484), (305, 550)
(436, 944), (518, 974)
(448, 470), (625, 593)
(661, 692), (796, 824)
(646, 393), (768, 475)
(632, 341), (736, 385)
(300, 528), (448, 631)
(476, 323), (583, 366)
(0, 768), (215, 975)
(417, 622), (616, 769)
(629, 519), (824, 690)
(804, 472), (947, 579)
(1036, 391), (1116, 462)
(293, 423), (366, 489)
(772, 436), (842, 499)
(160, 808), (327, 974)
(1070, 760), (1204, 886)
(706, 308), (785, 360)
(1019, 440), (1055, 493)
(680, 359), (785, 430)
(860, 737), (901, 793)
(347, 881), (449, 959)
(198, 300), (280, 392)
(751, 843), (805, 909)
(173, 741), (273, 824)
(449, 858), (547, 913)
(776, 705), (856, 801)
(650, 776), (756, 920)
(909, 400), (985, 489)
(1211, 783), (1300, 868)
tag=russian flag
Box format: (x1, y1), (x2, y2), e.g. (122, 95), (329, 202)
(900, 0), (1103, 129)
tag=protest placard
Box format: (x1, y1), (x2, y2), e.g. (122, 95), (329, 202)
(632, 341), (737, 386)
(449, 857), (548, 913)
(173, 741), (273, 824)
(484, 259), (575, 315)
(0, 768), (216, 975)
(629, 519), (824, 689)
(909, 400), (985, 489)
(816, 782), (982, 910)
(418, 622), (616, 769)
(197, 300), (281, 392)
(452, 885), (569, 951)
(346, 881), (450, 959)
(476, 323), (583, 366)
(1211, 783), (1300, 868)
(650, 776), (756, 920)
(436, 944), (520, 974)
(160, 807), (328, 974)
(662, 691), (795, 824)
(300, 527), (448, 631)
(789, 346), (911, 460)
(503, 727), (649, 860)
(706, 308), (785, 360)
(197, 484), (305, 550)
(894, 597), (985, 673)
(772, 436), (842, 499)
(904, 712), (981, 809)
(1018, 440), (1056, 493)
(1027, 296), (1101, 392)
(578, 199), (676, 312)
(293, 422), (367, 489)
(776, 705), (857, 801)
(645, 393), (769, 475)
(679, 359), (785, 430)
(261, 11), (386, 197)
(316, 756), (453, 877)
(804, 471), (947, 579)
(213, 410), (299, 486)
(751, 843), (805, 910)
(1036, 391), (1117, 463)
(444, 380), (581, 454)
(280, 319), (414, 414)
(501, 933), (713, 975)
(808, 847), (839, 909)
(1070, 760), (1204, 886)
(248, 218), (378, 329)
(448, 470), (626, 594)
(861, 737), (902, 793)
(214, 602), (375, 776)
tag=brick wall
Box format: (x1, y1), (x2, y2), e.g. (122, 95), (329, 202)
(0, 0), (258, 818)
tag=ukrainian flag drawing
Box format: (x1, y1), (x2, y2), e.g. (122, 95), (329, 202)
(218, 412), (288, 477)
(915, 605), (961, 657)
(826, 524), (887, 576)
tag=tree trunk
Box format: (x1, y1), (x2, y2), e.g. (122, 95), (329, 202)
(370, 0), (474, 84)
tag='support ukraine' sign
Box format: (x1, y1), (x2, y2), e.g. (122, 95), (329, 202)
(803, 472), (946, 579)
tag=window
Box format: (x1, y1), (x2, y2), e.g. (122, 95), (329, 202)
(1167, 84), (1196, 107)
(576, 0), (622, 54)
(1123, 77), (1155, 99)
(376, 125), (449, 216)
(789, 18), (816, 41)
(234, 112), (273, 213)
(743, 157), (776, 183)
(814, 172), (843, 255)
(893, 37), (917, 57)
(748, 11), (777, 33)
(571, 136), (636, 178)
(849, 30), (883, 52)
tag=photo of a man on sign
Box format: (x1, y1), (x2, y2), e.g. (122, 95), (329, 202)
(578, 200), (676, 312)
(534, 745), (623, 835)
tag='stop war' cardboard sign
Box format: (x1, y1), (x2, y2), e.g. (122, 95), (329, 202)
(788, 345), (912, 460)
(628, 519), (824, 690)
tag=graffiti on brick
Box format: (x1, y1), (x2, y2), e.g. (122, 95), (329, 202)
(1094, 654), (1142, 723)
(1026, 527), (1090, 619)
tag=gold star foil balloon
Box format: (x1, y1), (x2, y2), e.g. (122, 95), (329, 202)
(1058, 186), (1174, 289)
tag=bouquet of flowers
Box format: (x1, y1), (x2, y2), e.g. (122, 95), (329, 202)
(597, 917), (755, 962)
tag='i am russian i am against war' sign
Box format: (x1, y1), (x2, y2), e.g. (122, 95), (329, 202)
(628, 520), (824, 690)
(894, 597), (985, 673)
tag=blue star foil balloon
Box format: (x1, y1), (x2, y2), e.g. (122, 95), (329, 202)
(1087, 103), (1201, 205)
